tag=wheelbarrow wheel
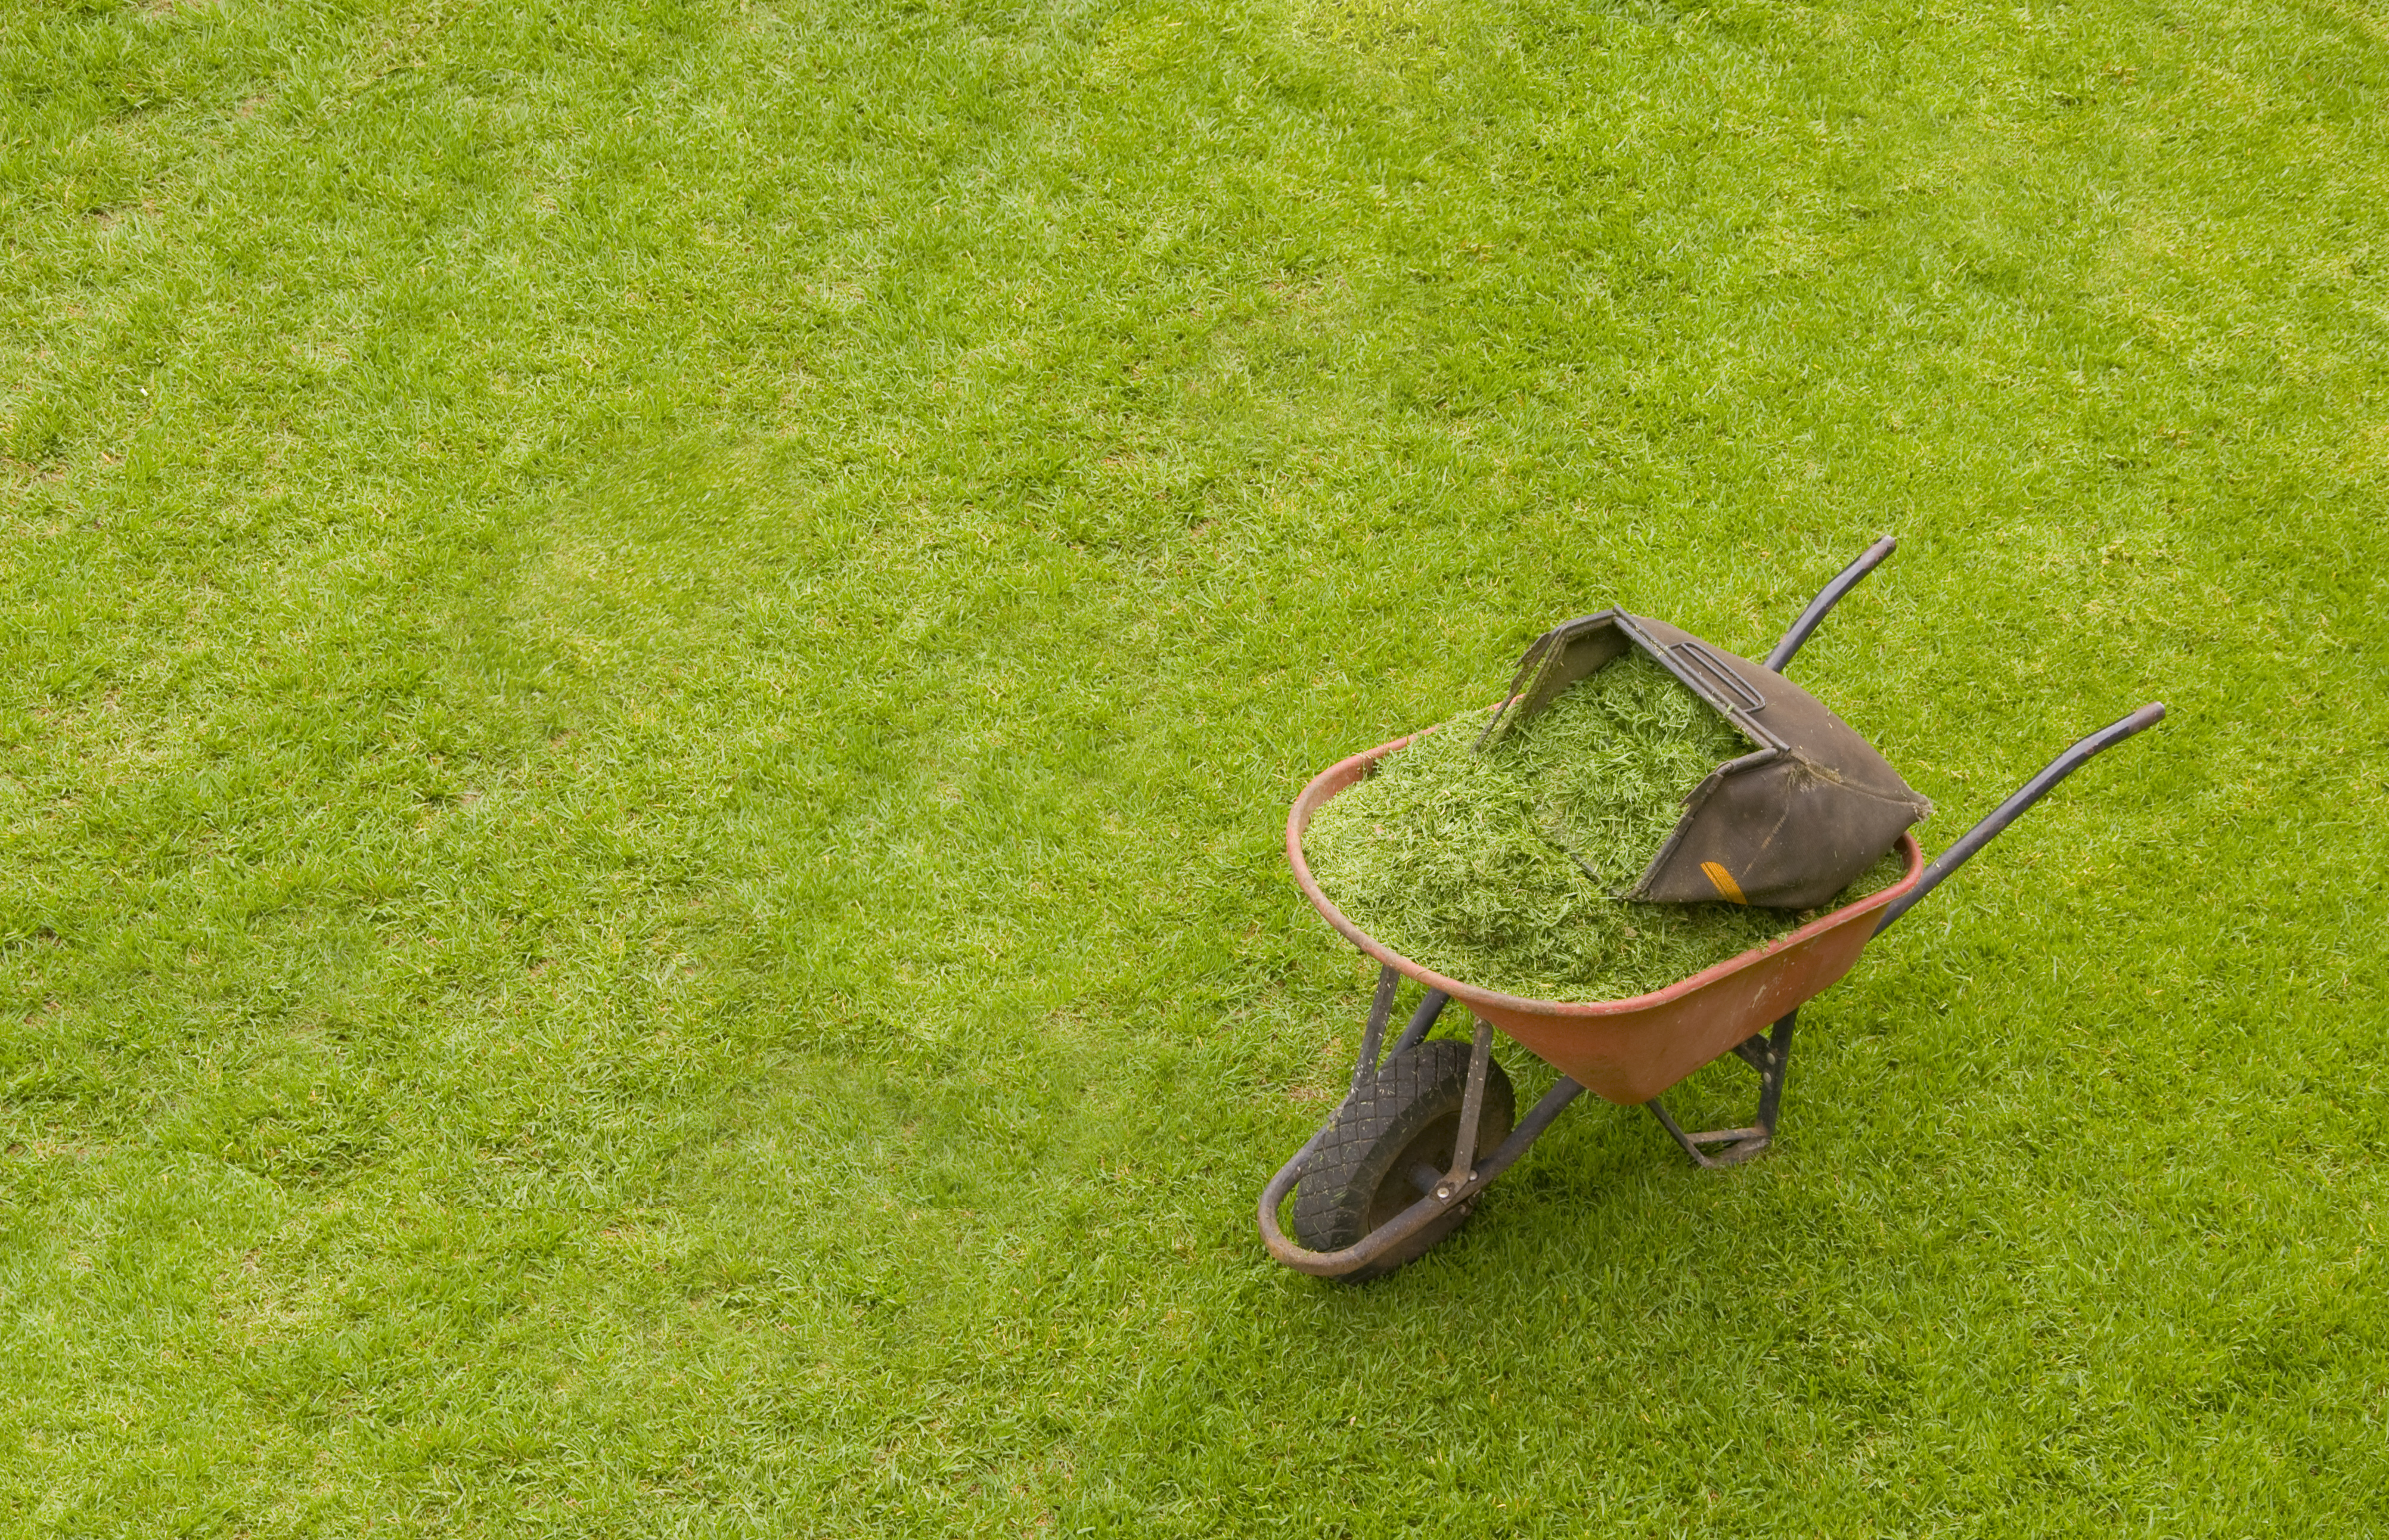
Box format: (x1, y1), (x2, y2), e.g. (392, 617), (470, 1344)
(1291, 1040), (1516, 1283)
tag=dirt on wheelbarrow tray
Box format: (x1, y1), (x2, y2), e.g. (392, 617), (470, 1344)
(1301, 650), (1905, 1004)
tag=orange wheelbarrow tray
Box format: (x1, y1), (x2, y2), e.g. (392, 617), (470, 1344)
(1257, 553), (2165, 1281)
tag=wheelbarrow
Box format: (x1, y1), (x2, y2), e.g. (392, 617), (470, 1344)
(1256, 539), (2165, 1281)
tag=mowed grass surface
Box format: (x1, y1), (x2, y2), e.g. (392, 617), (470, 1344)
(3, 0), (2384, 1532)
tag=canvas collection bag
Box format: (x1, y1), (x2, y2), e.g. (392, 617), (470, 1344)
(1478, 610), (1932, 909)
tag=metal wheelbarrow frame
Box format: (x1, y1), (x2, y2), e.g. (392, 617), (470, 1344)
(1257, 539), (2165, 1281)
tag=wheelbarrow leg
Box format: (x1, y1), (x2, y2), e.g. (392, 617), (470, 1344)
(1646, 1008), (1797, 1168)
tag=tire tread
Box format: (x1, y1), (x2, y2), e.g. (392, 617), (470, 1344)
(1290, 1040), (1516, 1266)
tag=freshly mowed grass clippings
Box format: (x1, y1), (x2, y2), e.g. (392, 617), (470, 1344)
(1303, 652), (1901, 1000)
(1510, 649), (1749, 893)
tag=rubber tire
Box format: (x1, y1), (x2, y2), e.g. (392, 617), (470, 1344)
(1290, 1039), (1517, 1283)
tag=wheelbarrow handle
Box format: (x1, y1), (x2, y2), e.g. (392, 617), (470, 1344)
(1874, 701), (2167, 936)
(1765, 535), (1898, 673)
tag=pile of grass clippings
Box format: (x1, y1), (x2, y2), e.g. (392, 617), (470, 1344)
(1304, 652), (1904, 1002)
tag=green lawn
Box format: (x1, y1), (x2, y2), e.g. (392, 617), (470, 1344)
(3, 0), (2384, 1532)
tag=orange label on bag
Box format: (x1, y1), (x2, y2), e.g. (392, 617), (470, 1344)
(1701, 861), (1747, 905)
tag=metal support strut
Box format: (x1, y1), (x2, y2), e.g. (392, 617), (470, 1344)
(1438, 1017), (1497, 1200)
(1646, 1008), (1797, 1168)
(1349, 965), (1453, 1085)
(1348, 965), (1400, 1095)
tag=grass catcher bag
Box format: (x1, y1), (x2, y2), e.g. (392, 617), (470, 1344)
(1478, 610), (1931, 909)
